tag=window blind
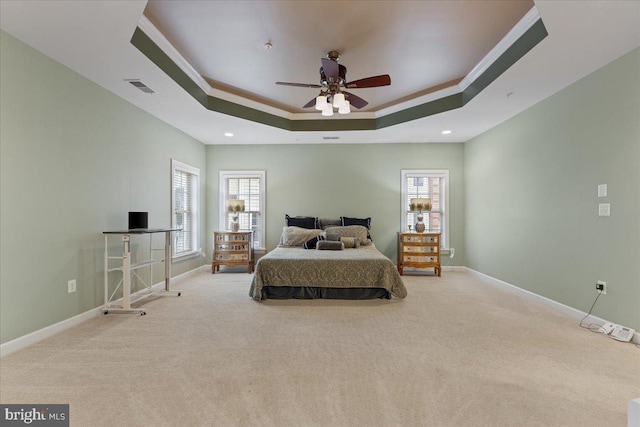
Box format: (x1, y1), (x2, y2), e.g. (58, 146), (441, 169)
(172, 160), (199, 258)
(220, 172), (265, 250)
(406, 176), (444, 233)
(401, 169), (449, 248)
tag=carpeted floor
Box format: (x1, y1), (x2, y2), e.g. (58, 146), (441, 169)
(1, 270), (638, 426)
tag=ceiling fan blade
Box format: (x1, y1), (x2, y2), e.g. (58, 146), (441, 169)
(344, 74), (391, 89)
(302, 97), (317, 108)
(276, 82), (322, 88)
(321, 58), (339, 80)
(342, 91), (368, 109)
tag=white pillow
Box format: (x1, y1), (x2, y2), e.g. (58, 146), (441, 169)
(278, 226), (324, 247)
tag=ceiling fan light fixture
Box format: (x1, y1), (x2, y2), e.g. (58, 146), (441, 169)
(275, 51), (390, 116)
(315, 95), (327, 111)
(321, 104), (334, 117)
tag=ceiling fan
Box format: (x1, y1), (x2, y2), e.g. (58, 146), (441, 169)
(276, 51), (391, 115)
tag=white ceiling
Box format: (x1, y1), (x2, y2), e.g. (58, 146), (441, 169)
(1, 1), (639, 145)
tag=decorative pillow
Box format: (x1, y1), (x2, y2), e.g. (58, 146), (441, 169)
(340, 237), (360, 248)
(279, 226), (323, 247)
(325, 232), (341, 242)
(303, 235), (325, 249)
(318, 218), (342, 229)
(340, 216), (371, 229)
(341, 216), (372, 241)
(285, 214), (319, 229)
(316, 240), (344, 250)
(323, 225), (371, 245)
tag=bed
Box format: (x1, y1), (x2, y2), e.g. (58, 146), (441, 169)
(249, 218), (407, 301)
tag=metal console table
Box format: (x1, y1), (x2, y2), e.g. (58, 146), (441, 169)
(103, 228), (181, 315)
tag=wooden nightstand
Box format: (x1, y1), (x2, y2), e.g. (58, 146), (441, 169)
(212, 231), (254, 273)
(397, 232), (441, 276)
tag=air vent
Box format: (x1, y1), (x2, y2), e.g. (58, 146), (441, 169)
(125, 79), (155, 94)
(322, 136), (339, 140)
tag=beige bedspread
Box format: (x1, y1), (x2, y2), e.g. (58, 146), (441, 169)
(249, 244), (407, 301)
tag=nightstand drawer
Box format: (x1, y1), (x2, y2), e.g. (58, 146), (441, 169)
(404, 246), (438, 254)
(402, 234), (439, 244)
(403, 255), (438, 263)
(216, 253), (249, 261)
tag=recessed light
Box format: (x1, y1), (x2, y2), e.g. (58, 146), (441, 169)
(441, 130), (452, 135)
(224, 132), (234, 137)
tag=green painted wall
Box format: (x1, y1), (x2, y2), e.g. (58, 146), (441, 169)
(464, 48), (640, 330)
(205, 143), (465, 265)
(0, 31), (206, 344)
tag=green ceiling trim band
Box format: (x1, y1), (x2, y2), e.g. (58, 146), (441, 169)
(289, 118), (378, 132)
(377, 18), (548, 129)
(206, 97), (290, 130)
(462, 18), (548, 105)
(131, 28), (287, 130)
(377, 93), (464, 129)
(131, 28), (208, 107)
(131, 16), (547, 132)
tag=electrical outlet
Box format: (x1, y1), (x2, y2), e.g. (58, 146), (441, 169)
(596, 280), (607, 295)
(598, 203), (610, 216)
(67, 279), (76, 294)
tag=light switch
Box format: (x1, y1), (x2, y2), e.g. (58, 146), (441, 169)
(598, 203), (610, 217)
(598, 184), (607, 197)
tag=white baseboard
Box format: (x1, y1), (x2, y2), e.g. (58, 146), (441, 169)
(0, 305), (104, 359)
(464, 267), (640, 345)
(397, 265), (466, 274)
(4, 266), (635, 357)
(0, 266), (204, 358)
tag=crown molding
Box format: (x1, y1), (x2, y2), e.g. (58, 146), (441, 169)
(375, 84), (461, 117)
(137, 15), (210, 93)
(460, 6), (542, 91)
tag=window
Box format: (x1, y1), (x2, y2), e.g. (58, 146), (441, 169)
(401, 169), (449, 249)
(171, 160), (200, 259)
(219, 170), (266, 250)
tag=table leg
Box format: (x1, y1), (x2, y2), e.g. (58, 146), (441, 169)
(165, 231), (171, 291)
(122, 236), (131, 310)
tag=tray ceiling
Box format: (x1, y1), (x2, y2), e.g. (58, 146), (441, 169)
(1, 1), (639, 144)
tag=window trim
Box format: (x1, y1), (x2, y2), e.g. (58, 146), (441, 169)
(401, 169), (450, 249)
(171, 159), (200, 260)
(219, 170), (266, 251)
